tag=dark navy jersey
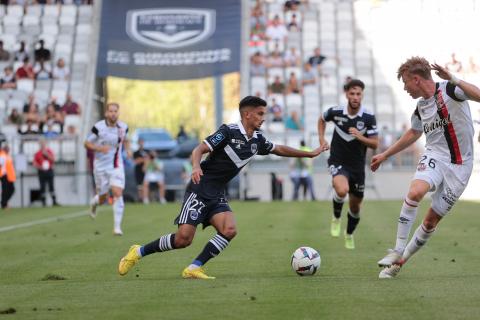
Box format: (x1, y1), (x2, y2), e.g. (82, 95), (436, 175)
(323, 106), (378, 171)
(188, 122), (275, 199)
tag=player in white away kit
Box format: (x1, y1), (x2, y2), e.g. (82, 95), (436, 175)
(84, 103), (129, 235)
(371, 57), (480, 278)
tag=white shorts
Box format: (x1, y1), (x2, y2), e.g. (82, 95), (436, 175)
(94, 167), (125, 195)
(413, 154), (473, 216)
(144, 172), (164, 184)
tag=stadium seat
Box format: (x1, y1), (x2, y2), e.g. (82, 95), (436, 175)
(6, 5), (23, 17)
(16, 79), (35, 94)
(51, 89), (67, 105)
(25, 5), (42, 17)
(43, 5), (60, 18)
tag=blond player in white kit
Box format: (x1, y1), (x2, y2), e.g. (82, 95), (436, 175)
(84, 102), (129, 235)
(371, 57), (480, 278)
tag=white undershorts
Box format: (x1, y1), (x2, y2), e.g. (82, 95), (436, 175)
(413, 153), (472, 216)
(94, 167), (125, 195)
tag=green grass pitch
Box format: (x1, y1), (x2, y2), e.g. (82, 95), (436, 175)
(1, 200), (480, 319)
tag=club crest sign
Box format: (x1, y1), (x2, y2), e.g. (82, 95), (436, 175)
(126, 8), (216, 49)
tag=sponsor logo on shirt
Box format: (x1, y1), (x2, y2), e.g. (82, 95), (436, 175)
(423, 114), (451, 134)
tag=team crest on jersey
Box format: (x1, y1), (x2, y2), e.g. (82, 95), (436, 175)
(126, 8), (216, 49)
(251, 143), (258, 154)
(190, 210), (199, 221)
(356, 121), (365, 130)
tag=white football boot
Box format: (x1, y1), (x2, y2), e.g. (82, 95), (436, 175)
(377, 249), (402, 267)
(379, 264), (402, 279)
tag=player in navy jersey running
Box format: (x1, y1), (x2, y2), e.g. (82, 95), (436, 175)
(318, 79), (379, 249)
(118, 96), (329, 279)
(372, 57), (480, 278)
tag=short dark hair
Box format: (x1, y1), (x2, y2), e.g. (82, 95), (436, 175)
(239, 96), (267, 110)
(344, 79), (365, 91)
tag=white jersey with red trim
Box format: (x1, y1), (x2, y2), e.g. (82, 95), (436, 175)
(86, 120), (129, 171)
(411, 81), (474, 164)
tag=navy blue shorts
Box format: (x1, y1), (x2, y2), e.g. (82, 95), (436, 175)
(328, 162), (365, 198)
(174, 190), (232, 228)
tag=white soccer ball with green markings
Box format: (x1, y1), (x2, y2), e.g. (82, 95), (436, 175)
(291, 247), (321, 276)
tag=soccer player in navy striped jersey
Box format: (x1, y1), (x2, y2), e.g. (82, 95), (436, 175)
(372, 57), (480, 278)
(318, 79), (379, 249)
(118, 96), (329, 279)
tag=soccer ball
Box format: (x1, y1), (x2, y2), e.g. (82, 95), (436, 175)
(291, 247), (321, 276)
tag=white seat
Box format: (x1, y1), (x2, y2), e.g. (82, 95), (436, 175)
(76, 24), (92, 35)
(41, 14), (58, 25)
(16, 79), (35, 94)
(55, 43), (72, 58)
(50, 89), (67, 105)
(0, 5), (5, 17)
(38, 34), (56, 49)
(7, 99), (24, 111)
(73, 52), (88, 64)
(61, 4), (77, 17)
(23, 15), (40, 27)
(7, 5), (23, 17)
(43, 5), (60, 17)
(52, 80), (69, 91)
(0, 34), (16, 51)
(42, 24), (59, 36)
(61, 139), (76, 162)
(1, 125), (18, 138)
(25, 5), (42, 17)
(34, 89), (49, 106)
(10, 90), (28, 101)
(64, 115), (81, 128)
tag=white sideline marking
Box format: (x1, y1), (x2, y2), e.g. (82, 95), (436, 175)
(0, 208), (105, 233)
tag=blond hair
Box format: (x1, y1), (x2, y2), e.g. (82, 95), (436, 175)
(397, 56), (432, 80)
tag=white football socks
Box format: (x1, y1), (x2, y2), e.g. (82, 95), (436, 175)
(113, 196), (125, 231)
(394, 198), (419, 254)
(402, 224), (436, 262)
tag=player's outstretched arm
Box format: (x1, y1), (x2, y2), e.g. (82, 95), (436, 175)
(370, 128), (422, 172)
(317, 117), (330, 150)
(272, 144), (329, 158)
(431, 63), (480, 102)
(190, 142), (210, 184)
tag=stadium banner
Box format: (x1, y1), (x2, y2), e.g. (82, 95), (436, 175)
(96, 0), (241, 80)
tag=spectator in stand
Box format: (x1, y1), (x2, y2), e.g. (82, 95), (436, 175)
(250, 51), (266, 76)
(0, 41), (10, 61)
(284, 0), (301, 11)
(285, 110), (303, 130)
(41, 103), (64, 133)
(287, 14), (300, 32)
(287, 72), (302, 94)
(61, 94), (81, 116)
(8, 108), (23, 126)
(52, 58), (70, 81)
(250, 21), (266, 43)
(133, 138), (148, 202)
(0, 143), (16, 210)
(34, 58), (52, 80)
(14, 41), (29, 62)
(23, 99), (41, 127)
(267, 44), (284, 68)
(445, 52), (462, 74)
(33, 138), (59, 207)
(307, 47), (327, 72)
(268, 75), (286, 95)
(0, 66), (17, 89)
(250, 0), (266, 28)
(49, 97), (61, 112)
(23, 94), (39, 113)
(265, 15), (288, 41)
(34, 40), (51, 62)
(15, 57), (35, 80)
(302, 63), (316, 86)
(269, 98), (283, 122)
(284, 47), (301, 67)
